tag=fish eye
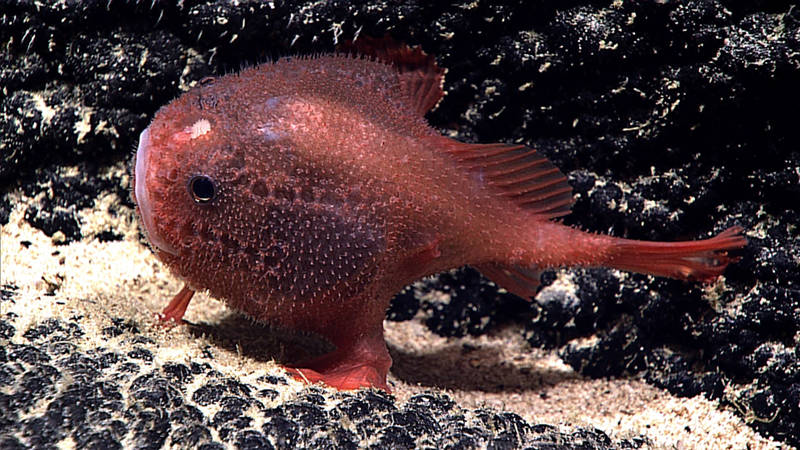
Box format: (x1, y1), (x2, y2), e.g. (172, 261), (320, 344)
(189, 175), (216, 203)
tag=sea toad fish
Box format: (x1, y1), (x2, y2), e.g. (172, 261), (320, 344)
(132, 37), (747, 391)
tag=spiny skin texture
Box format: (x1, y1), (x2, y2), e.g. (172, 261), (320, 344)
(132, 42), (746, 391)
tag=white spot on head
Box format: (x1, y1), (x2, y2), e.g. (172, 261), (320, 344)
(188, 119), (211, 139)
(172, 118), (212, 143)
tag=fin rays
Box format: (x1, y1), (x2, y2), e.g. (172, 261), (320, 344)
(340, 35), (445, 115)
(439, 139), (574, 219)
(474, 263), (541, 299)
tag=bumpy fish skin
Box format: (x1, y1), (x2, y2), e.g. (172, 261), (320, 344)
(132, 37), (746, 391)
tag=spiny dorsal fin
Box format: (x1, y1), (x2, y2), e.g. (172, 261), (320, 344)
(436, 138), (574, 219)
(474, 263), (542, 300)
(340, 34), (446, 115)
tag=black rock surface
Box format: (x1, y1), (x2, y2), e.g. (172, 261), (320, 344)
(0, 310), (646, 449)
(2, 0), (797, 447)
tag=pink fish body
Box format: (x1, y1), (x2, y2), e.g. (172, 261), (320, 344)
(132, 37), (746, 391)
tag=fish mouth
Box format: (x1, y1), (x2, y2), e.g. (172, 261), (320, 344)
(134, 127), (178, 256)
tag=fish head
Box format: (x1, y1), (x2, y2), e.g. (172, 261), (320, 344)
(131, 76), (335, 305)
(131, 82), (291, 262)
(131, 71), (385, 309)
(132, 103), (224, 260)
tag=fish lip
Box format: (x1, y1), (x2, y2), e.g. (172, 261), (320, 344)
(134, 127), (179, 256)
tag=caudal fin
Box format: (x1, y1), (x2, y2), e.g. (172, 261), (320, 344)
(608, 226), (747, 282)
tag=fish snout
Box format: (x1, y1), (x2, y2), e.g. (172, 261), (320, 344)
(134, 127), (179, 256)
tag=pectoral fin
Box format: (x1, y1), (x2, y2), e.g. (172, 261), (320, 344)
(474, 263), (542, 300)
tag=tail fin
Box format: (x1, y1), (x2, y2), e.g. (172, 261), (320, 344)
(608, 226), (747, 282)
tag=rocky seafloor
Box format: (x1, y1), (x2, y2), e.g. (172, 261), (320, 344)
(1, 1), (798, 448)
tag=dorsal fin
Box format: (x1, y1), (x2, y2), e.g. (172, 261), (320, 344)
(474, 263), (542, 300)
(435, 138), (574, 219)
(340, 34), (446, 115)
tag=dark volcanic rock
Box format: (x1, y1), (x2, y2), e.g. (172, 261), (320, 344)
(1, 0), (797, 446)
(0, 309), (647, 448)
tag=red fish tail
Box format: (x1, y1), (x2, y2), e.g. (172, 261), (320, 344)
(606, 226), (747, 282)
